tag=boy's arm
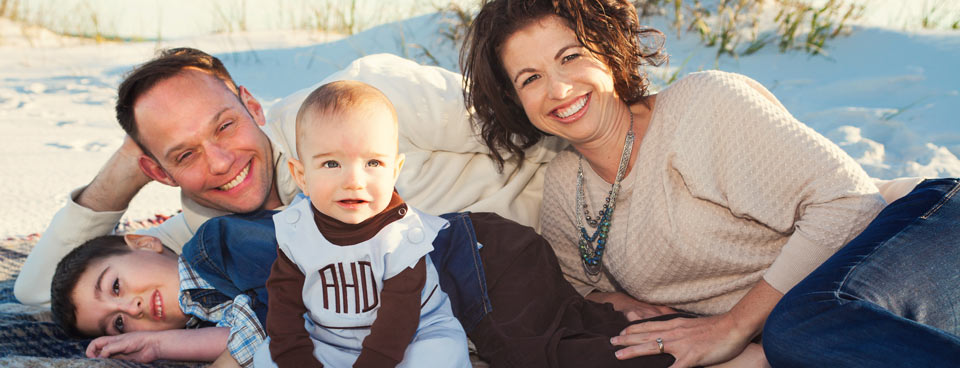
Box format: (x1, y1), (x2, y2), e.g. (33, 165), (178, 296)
(266, 250), (323, 368)
(354, 257), (427, 367)
(86, 327), (229, 363)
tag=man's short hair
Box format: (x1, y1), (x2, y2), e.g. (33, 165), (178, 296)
(294, 80), (398, 157)
(50, 236), (133, 337)
(115, 47), (239, 154)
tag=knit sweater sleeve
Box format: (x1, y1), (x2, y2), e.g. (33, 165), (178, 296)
(668, 71), (885, 293)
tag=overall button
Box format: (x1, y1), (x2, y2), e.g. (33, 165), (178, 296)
(285, 209), (301, 223)
(407, 227), (425, 243)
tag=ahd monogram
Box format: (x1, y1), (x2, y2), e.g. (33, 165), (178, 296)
(317, 261), (379, 314)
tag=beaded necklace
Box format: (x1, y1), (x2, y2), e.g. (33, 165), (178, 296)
(575, 109), (635, 281)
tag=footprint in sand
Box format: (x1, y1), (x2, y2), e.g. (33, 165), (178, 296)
(83, 141), (108, 152)
(45, 142), (73, 150)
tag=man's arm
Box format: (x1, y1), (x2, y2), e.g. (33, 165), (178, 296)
(86, 327), (229, 363)
(15, 137), (155, 305)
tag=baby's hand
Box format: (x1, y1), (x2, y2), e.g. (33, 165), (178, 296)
(86, 331), (162, 363)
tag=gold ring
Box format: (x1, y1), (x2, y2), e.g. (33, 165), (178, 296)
(656, 337), (664, 353)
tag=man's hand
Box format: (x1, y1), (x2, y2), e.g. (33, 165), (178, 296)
(76, 135), (154, 212)
(586, 291), (676, 321)
(86, 331), (162, 363)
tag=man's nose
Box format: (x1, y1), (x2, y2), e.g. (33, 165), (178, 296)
(205, 143), (235, 175)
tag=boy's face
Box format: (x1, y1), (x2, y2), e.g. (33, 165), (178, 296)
(72, 235), (190, 337)
(290, 104), (404, 224)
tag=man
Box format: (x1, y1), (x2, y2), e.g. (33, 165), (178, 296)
(14, 48), (563, 306)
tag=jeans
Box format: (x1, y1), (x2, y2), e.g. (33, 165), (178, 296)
(763, 178), (960, 367)
(180, 210), (492, 332)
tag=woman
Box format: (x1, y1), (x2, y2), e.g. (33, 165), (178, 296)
(460, 0), (895, 366)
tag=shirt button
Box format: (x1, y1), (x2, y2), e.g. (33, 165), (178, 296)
(285, 209), (300, 223)
(407, 227), (424, 243)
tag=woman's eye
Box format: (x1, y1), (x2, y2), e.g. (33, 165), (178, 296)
(562, 53), (581, 63)
(322, 161), (340, 168)
(367, 160), (382, 167)
(114, 315), (124, 333)
(112, 279), (120, 295)
(521, 74), (541, 87)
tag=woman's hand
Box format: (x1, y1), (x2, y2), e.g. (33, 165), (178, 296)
(586, 291), (676, 320)
(610, 313), (750, 367)
(86, 331), (162, 363)
(609, 280), (782, 367)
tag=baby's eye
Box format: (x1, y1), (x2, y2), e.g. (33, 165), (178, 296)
(322, 161), (340, 169)
(112, 279), (120, 295)
(367, 160), (382, 168)
(114, 315), (124, 333)
(562, 53), (581, 63)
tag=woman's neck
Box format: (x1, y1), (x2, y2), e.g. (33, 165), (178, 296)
(573, 96), (656, 183)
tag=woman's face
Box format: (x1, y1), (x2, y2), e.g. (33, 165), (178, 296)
(500, 15), (620, 144)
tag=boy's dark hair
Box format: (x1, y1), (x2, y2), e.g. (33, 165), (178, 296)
(115, 47), (240, 156)
(51, 235), (133, 337)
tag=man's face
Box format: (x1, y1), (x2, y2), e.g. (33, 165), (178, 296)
(73, 236), (188, 337)
(134, 69), (276, 214)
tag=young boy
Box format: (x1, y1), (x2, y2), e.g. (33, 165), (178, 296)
(262, 80), (470, 367)
(50, 211), (279, 367)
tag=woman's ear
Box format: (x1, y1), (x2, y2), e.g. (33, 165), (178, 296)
(123, 234), (165, 253)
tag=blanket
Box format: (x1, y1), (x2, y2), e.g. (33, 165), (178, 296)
(0, 233), (203, 367)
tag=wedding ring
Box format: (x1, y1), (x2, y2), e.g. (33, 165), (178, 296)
(656, 337), (664, 353)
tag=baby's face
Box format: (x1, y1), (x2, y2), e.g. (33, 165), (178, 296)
(294, 105), (403, 224)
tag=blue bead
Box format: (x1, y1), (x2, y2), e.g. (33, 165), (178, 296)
(598, 239), (605, 245)
(597, 244), (604, 250)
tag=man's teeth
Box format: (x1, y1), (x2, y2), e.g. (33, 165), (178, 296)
(219, 164), (250, 191)
(555, 95), (587, 118)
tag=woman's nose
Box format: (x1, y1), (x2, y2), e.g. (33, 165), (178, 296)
(548, 75), (573, 100)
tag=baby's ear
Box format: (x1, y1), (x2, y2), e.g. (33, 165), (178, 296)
(123, 234), (164, 253)
(394, 153), (405, 178)
(288, 158), (308, 196)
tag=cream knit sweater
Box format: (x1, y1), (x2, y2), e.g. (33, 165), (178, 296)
(540, 71), (886, 315)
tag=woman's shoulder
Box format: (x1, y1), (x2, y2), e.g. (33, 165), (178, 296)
(544, 146), (580, 176)
(657, 70), (786, 121)
(663, 70), (764, 99)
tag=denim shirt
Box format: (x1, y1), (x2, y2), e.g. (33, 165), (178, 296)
(180, 210), (493, 334)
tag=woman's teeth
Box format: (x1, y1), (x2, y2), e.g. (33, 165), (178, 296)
(219, 164), (250, 191)
(555, 95), (588, 118)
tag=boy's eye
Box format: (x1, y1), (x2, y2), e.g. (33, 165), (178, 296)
(114, 315), (124, 333)
(322, 161), (340, 168)
(367, 160), (382, 168)
(521, 74), (540, 87)
(112, 279), (120, 295)
(562, 53), (581, 63)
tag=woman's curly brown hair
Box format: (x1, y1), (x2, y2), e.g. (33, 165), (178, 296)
(460, 0), (666, 169)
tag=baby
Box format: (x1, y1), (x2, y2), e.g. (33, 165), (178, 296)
(260, 80), (470, 367)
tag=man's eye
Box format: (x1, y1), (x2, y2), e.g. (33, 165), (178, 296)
(177, 151), (193, 163)
(367, 160), (382, 167)
(322, 161), (340, 168)
(521, 74), (540, 87)
(114, 315), (124, 333)
(562, 53), (581, 63)
(218, 121), (234, 132)
(112, 279), (120, 295)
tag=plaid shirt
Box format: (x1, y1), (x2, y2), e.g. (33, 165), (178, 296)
(178, 258), (266, 367)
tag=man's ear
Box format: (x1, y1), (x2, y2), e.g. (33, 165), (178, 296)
(123, 234), (164, 253)
(138, 155), (178, 187)
(238, 86), (266, 127)
(288, 158), (308, 196)
(394, 153), (405, 180)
